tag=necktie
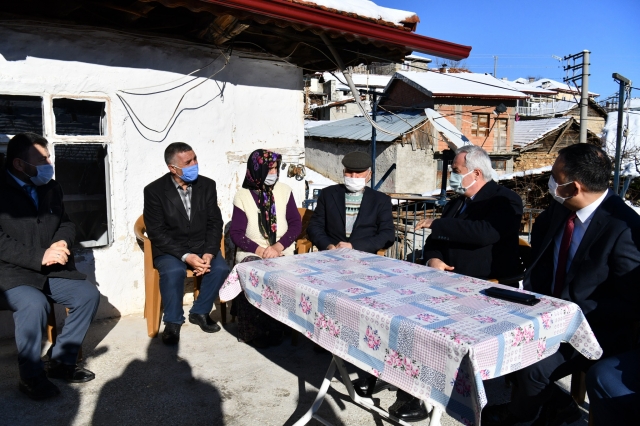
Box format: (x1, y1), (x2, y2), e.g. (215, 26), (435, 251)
(456, 198), (470, 217)
(553, 212), (577, 298)
(23, 184), (38, 209)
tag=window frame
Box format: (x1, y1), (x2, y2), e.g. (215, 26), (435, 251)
(471, 113), (490, 137)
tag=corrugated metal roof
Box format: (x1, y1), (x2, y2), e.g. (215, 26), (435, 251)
(304, 111), (427, 142)
(390, 71), (529, 99)
(513, 117), (571, 147)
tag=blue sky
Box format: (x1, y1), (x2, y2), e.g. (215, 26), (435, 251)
(374, 0), (640, 100)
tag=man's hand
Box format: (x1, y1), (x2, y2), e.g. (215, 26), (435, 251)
(415, 218), (435, 230)
(186, 254), (209, 276)
(201, 253), (214, 275)
(327, 244), (337, 250)
(42, 246), (70, 266)
(426, 258), (454, 271)
(50, 240), (68, 249)
(335, 242), (353, 249)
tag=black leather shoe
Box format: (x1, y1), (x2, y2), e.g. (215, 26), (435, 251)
(188, 313), (221, 333)
(19, 372), (60, 400)
(352, 377), (397, 397)
(389, 396), (429, 422)
(531, 399), (581, 426)
(162, 322), (182, 345)
(46, 360), (95, 383)
(482, 403), (525, 426)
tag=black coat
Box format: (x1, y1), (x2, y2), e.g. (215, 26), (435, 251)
(307, 185), (394, 254)
(143, 173), (223, 260)
(523, 191), (640, 354)
(422, 180), (523, 280)
(0, 171), (85, 292)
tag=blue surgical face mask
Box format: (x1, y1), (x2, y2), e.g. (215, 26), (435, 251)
(173, 163), (199, 183)
(22, 160), (54, 186)
(449, 170), (476, 195)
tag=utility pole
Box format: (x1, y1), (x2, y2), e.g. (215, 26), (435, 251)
(493, 56), (498, 78)
(612, 73), (632, 195)
(563, 50), (590, 143)
(359, 89), (383, 188)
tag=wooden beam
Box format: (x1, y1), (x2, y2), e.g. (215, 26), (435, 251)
(547, 121), (572, 154)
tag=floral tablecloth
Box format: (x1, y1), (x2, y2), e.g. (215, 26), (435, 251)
(220, 249), (602, 425)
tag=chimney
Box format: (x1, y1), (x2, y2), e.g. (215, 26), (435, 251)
(501, 77), (508, 81)
(528, 77), (535, 83)
(439, 64), (448, 74)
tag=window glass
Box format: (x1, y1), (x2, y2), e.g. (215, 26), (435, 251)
(471, 113), (490, 137)
(54, 144), (110, 247)
(0, 95), (43, 136)
(53, 99), (106, 136)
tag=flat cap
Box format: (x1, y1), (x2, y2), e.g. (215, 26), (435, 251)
(342, 151), (371, 172)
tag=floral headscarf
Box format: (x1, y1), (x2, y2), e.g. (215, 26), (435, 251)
(242, 149), (282, 245)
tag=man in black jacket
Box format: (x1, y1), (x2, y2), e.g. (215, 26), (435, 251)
(307, 151), (394, 254)
(143, 142), (228, 346)
(417, 145), (523, 281)
(483, 144), (640, 425)
(0, 133), (100, 400)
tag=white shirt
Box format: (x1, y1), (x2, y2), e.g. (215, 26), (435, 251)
(551, 190), (608, 292)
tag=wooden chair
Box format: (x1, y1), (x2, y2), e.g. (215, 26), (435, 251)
(134, 215), (227, 338)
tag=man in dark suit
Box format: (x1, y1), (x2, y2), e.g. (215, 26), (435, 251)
(416, 145), (523, 281)
(306, 151), (394, 254)
(483, 144), (640, 426)
(0, 133), (100, 400)
(143, 142), (228, 345)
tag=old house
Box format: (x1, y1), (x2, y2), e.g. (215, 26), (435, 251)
(0, 0), (470, 337)
(381, 71), (529, 174)
(513, 117), (601, 171)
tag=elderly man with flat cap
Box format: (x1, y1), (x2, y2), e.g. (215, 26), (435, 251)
(307, 151), (394, 254)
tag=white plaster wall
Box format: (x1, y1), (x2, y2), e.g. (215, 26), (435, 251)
(0, 25), (305, 338)
(395, 145), (437, 194)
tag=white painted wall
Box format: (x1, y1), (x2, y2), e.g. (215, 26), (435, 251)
(0, 24), (305, 338)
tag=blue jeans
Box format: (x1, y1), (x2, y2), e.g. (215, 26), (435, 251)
(153, 251), (228, 324)
(586, 348), (640, 425)
(1, 278), (100, 379)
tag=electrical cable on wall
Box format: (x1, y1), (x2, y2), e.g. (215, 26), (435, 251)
(116, 44), (233, 141)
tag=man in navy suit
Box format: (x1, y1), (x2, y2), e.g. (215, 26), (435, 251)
(483, 144), (640, 425)
(143, 142), (228, 345)
(307, 151), (394, 254)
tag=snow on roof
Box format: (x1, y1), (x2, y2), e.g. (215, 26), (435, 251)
(513, 117), (571, 147)
(501, 80), (557, 95)
(323, 72), (392, 90)
(424, 108), (471, 149)
(297, 0), (418, 27)
(513, 78), (599, 97)
(497, 165), (552, 181)
(392, 71), (529, 99)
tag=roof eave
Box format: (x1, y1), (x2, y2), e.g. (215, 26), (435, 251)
(201, 0), (471, 60)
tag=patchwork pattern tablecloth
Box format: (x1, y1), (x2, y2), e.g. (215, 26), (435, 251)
(220, 249), (602, 425)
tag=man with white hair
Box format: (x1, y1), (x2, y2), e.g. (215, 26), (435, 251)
(416, 145), (523, 280)
(384, 145), (525, 422)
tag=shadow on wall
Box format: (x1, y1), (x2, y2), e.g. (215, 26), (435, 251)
(0, 26), (301, 91)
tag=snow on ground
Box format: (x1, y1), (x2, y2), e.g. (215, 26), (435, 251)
(602, 110), (640, 176)
(299, 0), (417, 26)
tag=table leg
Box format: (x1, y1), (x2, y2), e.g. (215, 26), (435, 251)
(292, 357), (338, 426)
(293, 355), (442, 426)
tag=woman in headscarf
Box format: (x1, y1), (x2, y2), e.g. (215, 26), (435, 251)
(229, 149), (302, 348)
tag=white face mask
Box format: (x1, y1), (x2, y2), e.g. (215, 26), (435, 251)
(344, 176), (366, 193)
(22, 161), (55, 186)
(264, 174), (278, 186)
(548, 175), (574, 204)
(449, 170), (476, 195)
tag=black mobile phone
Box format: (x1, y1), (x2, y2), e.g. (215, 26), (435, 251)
(484, 287), (540, 306)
